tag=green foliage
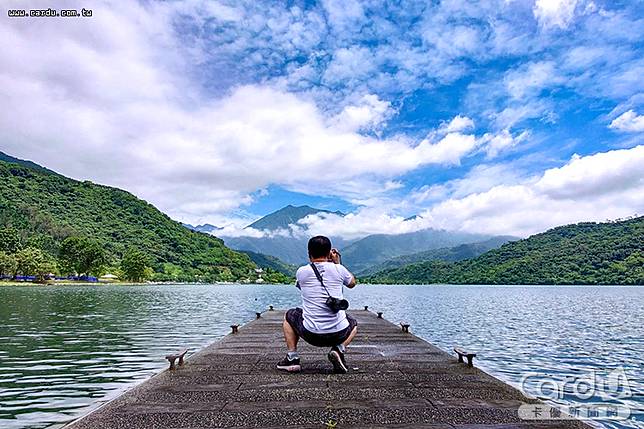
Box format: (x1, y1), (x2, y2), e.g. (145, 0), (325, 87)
(365, 217), (644, 285)
(0, 251), (18, 276)
(0, 227), (22, 253)
(59, 236), (106, 276)
(240, 250), (297, 276)
(342, 229), (497, 273)
(0, 160), (258, 282)
(357, 236), (515, 276)
(15, 247), (56, 281)
(121, 248), (151, 282)
(260, 268), (293, 284)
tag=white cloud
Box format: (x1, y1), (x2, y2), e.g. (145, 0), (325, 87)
(331, 94), (392, 132)
(0, 1), (489, 225)
(443, 115), (475, 133)
(480, 129), (530, 158)
(505, 61), (562, 99)
(281, 146), (644, 238)
(2, 0), (642, 237)
(609, 110), (644, 132)
(422, 145), (644, 236)
(235, 146), (644, 239)
(533, 0), (579, 29)
(323, 46), (375, 85)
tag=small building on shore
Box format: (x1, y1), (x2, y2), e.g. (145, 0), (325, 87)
(99, 274), (119, 283)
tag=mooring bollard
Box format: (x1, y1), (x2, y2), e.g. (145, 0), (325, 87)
(165, 348), (188, 370)
(269, 305), (274, 311)
(256, 312), (261, 319)
(230, 324), (239, 334)
(400, 322), (410, 333)
(377, 312), (383, 318)
(454, 347), (477, 367)
(364, 305), (369, 311)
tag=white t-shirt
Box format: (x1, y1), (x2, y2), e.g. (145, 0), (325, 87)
(296, 262), (353, 334)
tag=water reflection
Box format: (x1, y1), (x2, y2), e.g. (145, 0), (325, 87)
(0, 284), (641, 429)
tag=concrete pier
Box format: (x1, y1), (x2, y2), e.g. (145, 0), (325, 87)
(66, 310), (588, 428)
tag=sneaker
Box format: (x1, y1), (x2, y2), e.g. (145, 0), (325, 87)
(276, 355), (301, 372)
(327, 347), (348, 374)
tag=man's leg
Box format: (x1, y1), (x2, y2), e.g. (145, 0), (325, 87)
(341, 325), (358, 347)
(283, 317), (299, 351)
(277, 310), (302, 372)
(328, 323), (358, 374)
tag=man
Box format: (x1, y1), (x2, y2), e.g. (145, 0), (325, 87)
(277, 235), (357, 374)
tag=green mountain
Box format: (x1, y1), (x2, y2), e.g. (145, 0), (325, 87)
(239, 250), (297, 276)
(357, 236), (516, 276)
(225, 205), (504, 272)
(224, 235), (310, 266)
(366, 217), (644, 285)
(341, 229), (497, 273)
(247, 204), (344, 231)
(223, 205), (349, 265)
(0, 158), (261, 282)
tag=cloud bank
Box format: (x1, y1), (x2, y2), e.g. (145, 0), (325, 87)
(1, 0), (643, 239)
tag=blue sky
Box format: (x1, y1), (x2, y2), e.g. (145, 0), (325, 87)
(1, 0), (643, 237)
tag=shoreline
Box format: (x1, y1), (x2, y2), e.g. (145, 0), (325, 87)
(0, 280), (292, 287)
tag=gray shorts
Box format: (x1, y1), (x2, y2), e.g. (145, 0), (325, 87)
(286, 307), (357, 348)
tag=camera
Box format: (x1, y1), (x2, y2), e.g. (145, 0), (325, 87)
(325, 296), (349, 313)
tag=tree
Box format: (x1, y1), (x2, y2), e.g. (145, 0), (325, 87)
(0, 227), (21, 253)
(121, 248), (151, 282)
(15, 247), (56, 282)
(59, 236), (106, 276)
(0, 251), (18, 277)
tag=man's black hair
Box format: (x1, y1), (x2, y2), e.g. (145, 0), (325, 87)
(308, 235), (332, 259)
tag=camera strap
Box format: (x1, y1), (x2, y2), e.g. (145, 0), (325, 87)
(310, 263), (332, 298)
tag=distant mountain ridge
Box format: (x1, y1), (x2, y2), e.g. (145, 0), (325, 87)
(239, 250), (297, 276)
(183, 223), (222, 234)
(247, 204), (344, 231)
(366, 217), (644, 285)
(221, 204), (513, 272)
(223, 205), (349, 266)
(341, 228), (501, 273)
(357, 236), (517, 276)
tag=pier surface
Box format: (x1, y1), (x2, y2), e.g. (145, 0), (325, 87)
(67, 310), (587, 429)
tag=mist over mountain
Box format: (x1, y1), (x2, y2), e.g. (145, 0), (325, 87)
(341, 229), (502, 273)
(356, 236), (518, 276)
(246, 204), (344, 231)
(220, 205), (350, 265)
(219, 204), (512, 272)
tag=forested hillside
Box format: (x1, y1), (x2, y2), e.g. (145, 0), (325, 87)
(356, 236), (516, 276)
(341, 228), (496, 273)
(366, 217), (644, 285)
(239, 250), (297, 276)
(0, 159), (286, 283)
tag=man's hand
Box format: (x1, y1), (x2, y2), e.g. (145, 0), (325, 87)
(329, 248), (341, 264)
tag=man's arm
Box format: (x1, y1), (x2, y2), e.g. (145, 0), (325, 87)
(330, 248), (357, 288)
(345, 273), (357, 289)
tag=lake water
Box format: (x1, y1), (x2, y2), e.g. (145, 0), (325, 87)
(0, 284), (642, 429)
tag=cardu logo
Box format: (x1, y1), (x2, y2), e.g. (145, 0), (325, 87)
(518, 367), (633, 421)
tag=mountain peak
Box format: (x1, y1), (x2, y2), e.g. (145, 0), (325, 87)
(247, 204), (344, 231)
(182, 223), (222, 234)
